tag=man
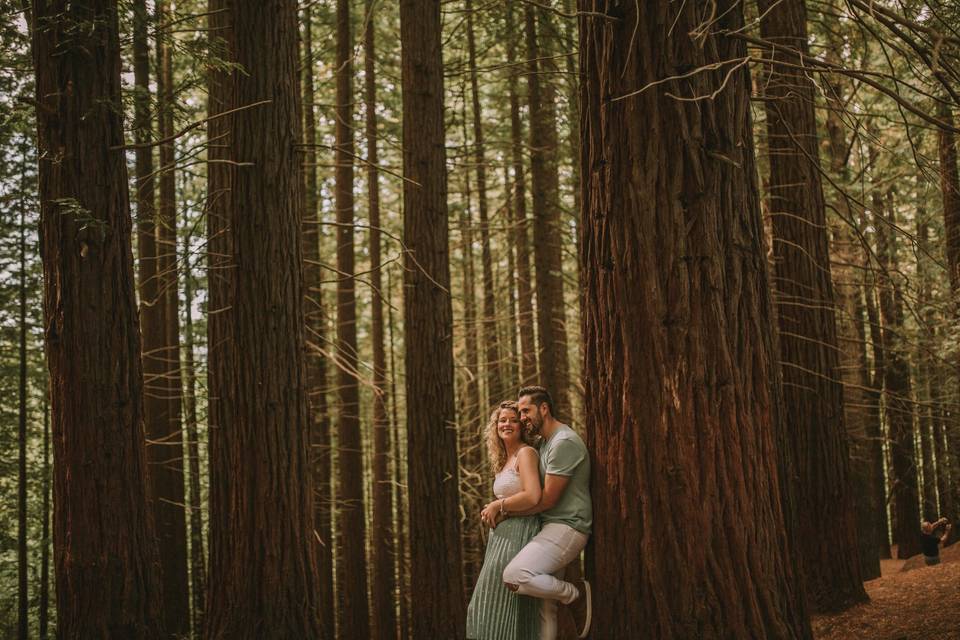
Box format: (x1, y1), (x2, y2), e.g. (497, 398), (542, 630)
(485, 385), (592, 639)
(920, 517), (952, 566)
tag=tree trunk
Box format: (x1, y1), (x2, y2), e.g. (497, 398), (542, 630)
(916, 216), (940, 522)
(388, 268), (410, 640)
(153, 2), (190, 633)
(525, 2), (570, 410)
(862, 262), (892, 557)
(332, 0), (370, 635)
(465, 0), (503, 406)
(365, 2), (397, 637)
(300, 9), (335, 637)
(505, 4), (537, 386)
(822, 50), (882, 576)
(17, 161), (28, 640)
(182, 227), (206, 636)
(203, 0), (324, 635)
(29, 0), (162, 635)
(872, 185), (921, 559)
(39, 396), (50, 640)
(937, 103), (960, 527)
(580, 1), (812, 636)
(399, 1), (466, 636)
(757, 0), (865, 610)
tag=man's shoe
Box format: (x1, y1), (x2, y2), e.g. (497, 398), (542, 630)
(568, 579), (592, 638)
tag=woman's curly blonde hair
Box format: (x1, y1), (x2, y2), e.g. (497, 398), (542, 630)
(484, 400), (539, 473)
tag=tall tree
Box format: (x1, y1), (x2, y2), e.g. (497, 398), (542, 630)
(333, 0), (370, 635)
(203, 0), (324, 635)
(580, 0), (812, 636)
(182, 226), (206, 634)
(505, 4), (537, 385)
(525, 2), (570, 409)
(29, 0), (162, 635)
(39, 397), (50, 640)
(17, 161), (28, 640)
(465, 0), (503, 406)
(301, 8), (335, 640)
(400, 0), (466, 636)
(151, 1), (190, 633)
(757, 0), (865, 610)
(937, 102), (960, 523)
(871, 183), (921, 559)
(364, 1), (397, 637)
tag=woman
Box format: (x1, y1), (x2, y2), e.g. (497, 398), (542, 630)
(466, 400), (542, 640)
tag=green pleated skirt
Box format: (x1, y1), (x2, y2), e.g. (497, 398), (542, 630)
(465, 515), (541, 640)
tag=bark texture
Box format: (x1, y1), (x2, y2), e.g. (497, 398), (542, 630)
(580, 1), (811, 636)
(757, 0), (865, 611)
(29, 1), (162, 635)
(204, 0), (324, 636)
(400, 0), (466, 636)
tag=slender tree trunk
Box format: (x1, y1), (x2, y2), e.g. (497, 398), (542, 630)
(458, 110), (481, 423)
(182, 228), (206, 636)
(388, 268), (409, 640)
(465, 0), (503, 406)
(399, 1), (466, 636)
(872, 185), (921, 559)
(505, 5), (537, 386)
(862, 262), (892, 557)
(153, 2), (190, 633)
(580, 1), (812, 636)
(300, 10), (335, 637)
(365, 2), (397, 637)
(29, 1), (162, 635)
(937, 103), (960, 527)
(17, 163), (28, 640)
(525, 2), (570, 410)
(39, 397), (50, 640)
(203, 0), (324, 635)
(203, 0), (238, 631)
(332, 0), (370, 635)
(916, 216), (940, 522)
(757, 0), (865, 610)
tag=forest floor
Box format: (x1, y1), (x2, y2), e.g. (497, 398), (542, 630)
(811, 543), (960, 639)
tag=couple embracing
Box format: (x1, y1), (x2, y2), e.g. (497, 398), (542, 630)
(466, 386), (592, 640)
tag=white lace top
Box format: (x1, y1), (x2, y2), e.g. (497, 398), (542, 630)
(493, 467), (523, 499)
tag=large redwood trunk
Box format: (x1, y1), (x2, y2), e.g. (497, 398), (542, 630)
(29, 0), (162, 635)
(580, 1), (811, 636)
(525, 2), (570, 410)
(399, 1), (466, 636)
(203, 0), (324, 636)
(757, 0), (865, 610)
(364, 0), (396, 636)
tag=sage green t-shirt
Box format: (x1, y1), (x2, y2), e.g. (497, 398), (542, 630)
(538, 424), (592, 535)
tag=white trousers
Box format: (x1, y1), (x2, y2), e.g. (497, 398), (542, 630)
(502, 522), (589, 640)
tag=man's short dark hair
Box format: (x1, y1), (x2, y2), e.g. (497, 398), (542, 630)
(518, 385), (553, 412)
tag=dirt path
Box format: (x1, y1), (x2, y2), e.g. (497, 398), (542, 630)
(812, 544), (960, 639)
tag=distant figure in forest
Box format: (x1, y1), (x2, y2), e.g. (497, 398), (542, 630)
(487, 386), (593, 640)
(466, 400), (543, 639)
(920, 518), (952, 566)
